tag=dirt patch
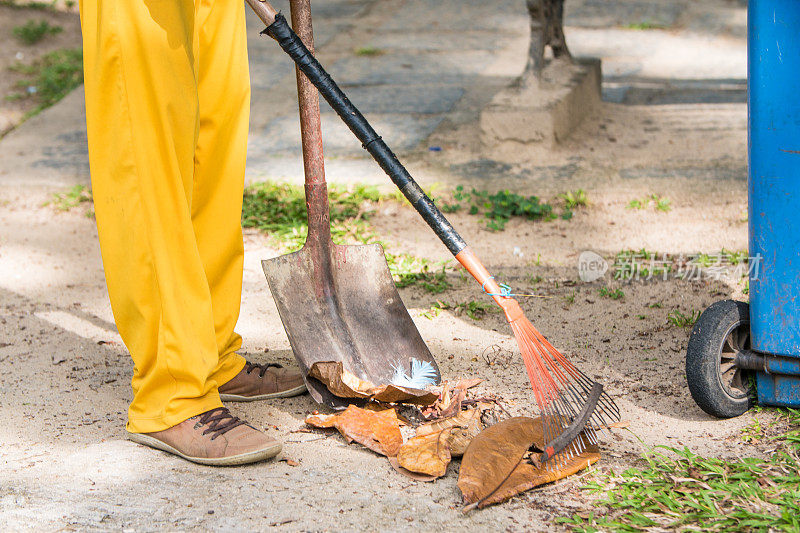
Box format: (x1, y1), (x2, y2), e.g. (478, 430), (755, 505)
(0, 3), (81, 136)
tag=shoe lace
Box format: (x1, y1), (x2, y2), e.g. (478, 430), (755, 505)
(197, 407), (247, 440)
(243, 361), (282, 378)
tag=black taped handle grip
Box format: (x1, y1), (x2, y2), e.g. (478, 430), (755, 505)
(264, 13), (468, 256)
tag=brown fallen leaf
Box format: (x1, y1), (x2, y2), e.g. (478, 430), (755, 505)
(305, 412), (337, 428)
(454, 378), (483, 390)
(439, 388), (467, 419)
(458, 416), (600, 509)
(371, 384), (438, 406)
(417, 405), (484, 437)
(397, 429), (453, 478)
(416, 406), (485, 457)
(307, 362), (438, 406)
(307, 361), (377, 399)
(387, 456), (437, 482)
(306, 405), (403, 457)
(472, 445), (600, 508)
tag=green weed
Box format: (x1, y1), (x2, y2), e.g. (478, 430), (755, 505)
(435, 300), (496, 320)
(0, 0), (59, 8)
(393, 265), (451, 294)
(626, 194), (671, 213)
(242, 181), (387, 251)
(13, 19), (61, 45)
(10, 48), (82, 117)
(354, 46), (384, 56)
(443, 185), (559, 231)
(560, 409), (800, 532)
(45, 184), (91, 211)
(613, 248), (670, 280)
(563, 290), (576, 305)
(668, 308), (700, 328)
(599, 287), (625, 300)
(624, 20), (668, 30)
(560, 189), (589, 209)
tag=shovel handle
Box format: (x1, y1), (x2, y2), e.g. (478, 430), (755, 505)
(290, 0), (332, 247)
(245, 0), (279, 25)
(254, 10), (468, 257)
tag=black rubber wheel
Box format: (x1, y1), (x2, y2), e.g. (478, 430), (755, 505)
(686, 300), (755, 418)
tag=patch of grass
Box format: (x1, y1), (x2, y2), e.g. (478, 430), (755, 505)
(45, 184), (92, 211)
(626, 194), (671, 213)
(563, 290), (577, 305)
(420, 303), (444, 320)
(0, 0), (58, 9)
(243, 181), (455, 293)
(723, 248), (748, 266)
(384, 252), (450, 290)
(668, 308), (700, 329)
(354, 46), (384, 56)
(648, 302), (663, 309)
(599, 287), (625, 300)
(560, 189), (589, 209)
(242, 181), (389, 251)
(13, 19), (62, 45)
(560, 409), (800, 532)
(442, 185), (559, 231)
(393, 265), (451, 294)
(624, 20), (668, 30)
(435, 300), (496, 320)
(613, 248), (671, 280)
(9, 48), (82, 117)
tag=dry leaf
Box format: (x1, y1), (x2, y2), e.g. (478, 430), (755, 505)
(397, 429), (453, 478)
(387, 456), (437, 482)
(439, 388), (467, 419)
(454, 378), (483, 390)
(307, 362), (437, 405)
(474, 445), (600, 508)
(307, 361), (376, 398)
(371, 384), (438, 406)
(417, 406), (483, 437)
(458, 416), (600, 509)
(306, 405), (403, 457)
(305, 412), (337, 428)
(416, 406), (484, 457)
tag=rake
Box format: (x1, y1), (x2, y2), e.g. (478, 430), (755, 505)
(247, 0), (620, 464)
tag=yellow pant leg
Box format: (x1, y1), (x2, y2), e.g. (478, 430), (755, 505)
(192, 0), (250, 383)
(80, 0), (225, 432)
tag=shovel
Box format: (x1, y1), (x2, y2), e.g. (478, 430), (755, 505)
(261, 0), (441, 408)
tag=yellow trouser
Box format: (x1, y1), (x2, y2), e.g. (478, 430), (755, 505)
(80, 0), (250, 432)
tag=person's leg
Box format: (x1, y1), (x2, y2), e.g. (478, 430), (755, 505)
(190, 0), (249, 385)
(80, 0), (224, 433)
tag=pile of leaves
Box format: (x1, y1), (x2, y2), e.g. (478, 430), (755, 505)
(302, 363), (602, 509)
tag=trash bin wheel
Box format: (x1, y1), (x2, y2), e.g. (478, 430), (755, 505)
(686, 300), (755, 418)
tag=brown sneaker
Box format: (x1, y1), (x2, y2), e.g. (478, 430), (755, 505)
(219, 362), (306, 402)
(127, 407), (282, 466)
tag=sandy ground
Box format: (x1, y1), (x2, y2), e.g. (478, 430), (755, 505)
(0, 0), (778, 531)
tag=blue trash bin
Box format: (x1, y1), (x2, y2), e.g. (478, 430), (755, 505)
(748, 0), (800, 408)
(685, 1), (800, 417)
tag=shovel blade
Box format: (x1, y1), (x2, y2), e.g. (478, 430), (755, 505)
(263, 242), (439, 407)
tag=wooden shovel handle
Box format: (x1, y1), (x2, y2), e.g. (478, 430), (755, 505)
(245, 0), (279, 25)
(290, 0), (332, 245)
